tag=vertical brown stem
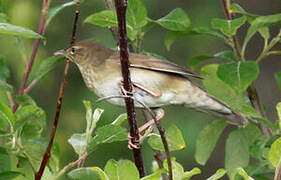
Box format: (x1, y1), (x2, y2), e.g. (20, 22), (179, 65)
(221, 0), (271, 136)
(35, 1), (81, 179)
(114, 0), (145, 177)
(12, 0), (50, 113)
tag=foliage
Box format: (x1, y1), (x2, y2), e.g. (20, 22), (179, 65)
(0, 0), (280, 180)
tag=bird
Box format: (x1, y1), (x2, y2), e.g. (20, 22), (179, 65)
(54, 40), (249, 129)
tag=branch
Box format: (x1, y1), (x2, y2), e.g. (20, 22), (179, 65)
(221, 0), (272, 136)
(35, 1), (81, 179)
(12, 0), (50, 113)
(114, 0), (145, 177)
(97, 95), (172, 179)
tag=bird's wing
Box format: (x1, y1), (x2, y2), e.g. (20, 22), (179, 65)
(109, 53), (202, 79)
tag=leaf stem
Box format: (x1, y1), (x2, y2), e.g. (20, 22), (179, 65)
(35, 1), (81, 179)
(256, 30), (281, 63)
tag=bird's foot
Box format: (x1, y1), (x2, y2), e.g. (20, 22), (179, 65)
(128, 134), (142, 149)
(127, 108), (165, 149)
(119, 81), (135, 96)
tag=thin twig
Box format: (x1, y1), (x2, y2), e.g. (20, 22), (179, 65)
(221, 0), (271, 136)
(24, 79), (37, 94)
(97, 95), (173, 179)
(114, 0), (145, 177)
(35, 1), (81, 179)
(6, 92), (14, 108)
(221, 0), (242, 60)
(54, 152), (88, 180)
(12, 0), (50, 113)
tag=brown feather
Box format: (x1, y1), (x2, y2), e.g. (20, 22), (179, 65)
(109, 53), (202, 79)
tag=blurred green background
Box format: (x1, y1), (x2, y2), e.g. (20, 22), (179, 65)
(0, 0), (281, 179)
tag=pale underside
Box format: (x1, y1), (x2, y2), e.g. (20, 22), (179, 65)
(76, 53), (232, 114)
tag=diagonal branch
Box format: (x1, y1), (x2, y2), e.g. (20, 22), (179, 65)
(114, 0), (145, 176)
(12, 0), (50, 113)
(35, 1), (81, 179)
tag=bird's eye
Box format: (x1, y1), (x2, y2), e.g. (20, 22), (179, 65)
(70, 47), (75, 54)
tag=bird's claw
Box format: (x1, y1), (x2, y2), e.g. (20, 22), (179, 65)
(120, 81), (135, 96)
(128, 133), (142, 149)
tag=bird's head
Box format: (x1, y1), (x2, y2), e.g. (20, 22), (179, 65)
(54, 40), (114, 66)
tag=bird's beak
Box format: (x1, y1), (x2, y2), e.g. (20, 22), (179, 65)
(54, 49), (66, 56)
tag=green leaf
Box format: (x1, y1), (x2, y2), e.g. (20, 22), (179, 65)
(0, 23), (43, 39)
(0, 148), (11, 173)
(200, 64), (245, 111)
(0, 56), (12, 92)
(163, 158), (200, 180)
(0, 103), (14, 128)
(206, 169), (227, 180)
(68, 167), (108, 180)
(187, 51), (237, 70)
(237, 167), (254, 180)
(117, 160), (139, 180)
(0, 171), (23, 179)
(85, 0), (147, 41)
(217, 61), (259, 92)
(68, 133), (87, 156)
(191, 27), (226, 40)
(31, 56), (64, 83)
(84, 10), (117, 28)
(22, 138), (58, 170)
(126, 0), (148, 40)
(258, 27), (270, 40)
(275, 72), (281, 91)
(269, 137), (281, 167)
(241, 123), (263, 146)
(127, 0), (147, 28)
(111, 113), (127, 125)
(164, 27), (226, 50)
(230, 4), (258, 22)
(214, 50), (238, 62)
(211, 16), (247, 37)
(163, 158), (183, 180)
(244, 13), (281, 48)
(83, 101), (104, 141)
(156, 8), (191, 31)
(182, 168), (201, 180)
(0, 56), (10, 80)
(277, 102), (281, 130)
(14, 105), (46, 136)
(91, 108), (104, 132)
(195, 120), (228, 165)
(15, 94), (37, 106)
(87, 125), (127, 152)
(225, 129), (249, 180)
(148, 124), (186, 152)
(0, 80), (13, 92)
(140, 169), (166, 180)
(187, 56), (214, 70)
(46, 1), (76, 26)
(104, 159), (118, 180)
